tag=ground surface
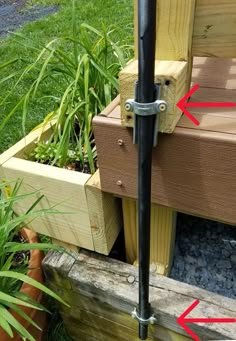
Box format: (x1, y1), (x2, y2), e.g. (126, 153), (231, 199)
(0, 0), (58, 36)
(170, 213), (236, 299)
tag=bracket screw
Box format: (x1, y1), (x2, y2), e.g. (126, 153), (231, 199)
(125, 102), (132, 112)
(158, 103), (168, 112)
(116, 180), (123, 186)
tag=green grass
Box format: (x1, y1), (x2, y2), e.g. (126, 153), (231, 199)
(0, 1), (133, 339)
(0, 0), (133, 153)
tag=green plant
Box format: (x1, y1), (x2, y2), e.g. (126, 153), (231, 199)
(0, 1), (133, 173)
(0, 179), (70, 341)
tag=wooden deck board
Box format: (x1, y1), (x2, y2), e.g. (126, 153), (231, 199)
(94, 58), (236, 225)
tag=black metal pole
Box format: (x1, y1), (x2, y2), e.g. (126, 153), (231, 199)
(136, 0), (157, 340)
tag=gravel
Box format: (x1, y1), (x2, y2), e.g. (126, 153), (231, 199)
(170, 213), (236, 299)
(0, 0), (58, 37)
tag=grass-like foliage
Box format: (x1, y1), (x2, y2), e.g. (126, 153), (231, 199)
(0, 179), (70, 341)
(0, 2), (133, 173)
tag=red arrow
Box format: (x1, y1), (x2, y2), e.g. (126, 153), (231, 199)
(176, 84), (236, 126)
(177, 299), (236, 341)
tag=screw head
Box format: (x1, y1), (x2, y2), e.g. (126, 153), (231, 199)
(116, 180), (123, 186)
(125, 102), (132, 112)
(127, 275), (135, 284)
(159, 103), (167, 112)
(117, 139), (124, 146)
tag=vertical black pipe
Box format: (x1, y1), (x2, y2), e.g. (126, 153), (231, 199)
(136, 0), (157, 340)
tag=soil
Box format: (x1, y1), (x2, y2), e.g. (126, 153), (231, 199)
(0, 0), (58, 37)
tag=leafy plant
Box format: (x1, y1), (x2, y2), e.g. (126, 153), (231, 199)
(0, 1), (133, 173)
(0, 179), (70, 341)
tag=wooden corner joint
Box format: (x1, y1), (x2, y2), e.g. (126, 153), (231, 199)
(119, 59), (188, 133)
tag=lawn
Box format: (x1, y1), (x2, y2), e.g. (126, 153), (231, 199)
(0, 0), (133, 153)
(0, 1), (133, 339)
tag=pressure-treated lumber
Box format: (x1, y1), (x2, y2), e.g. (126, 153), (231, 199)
(193, 0), (236, 58)
(0, 124), (121, 255)
(120, 60), (188, 133)
(85, 170), (122, 255)
(123, 0), (195, 132)
(134, 0), (196, 61)
(43, 250), (236, 340)
(51, 239), (79, 253)
(1, 156), (94, 249)
(122, 198), (176, 275)
(134, 0), (236, 59)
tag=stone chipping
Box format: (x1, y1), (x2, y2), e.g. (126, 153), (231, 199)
(170, 213), (236, 299)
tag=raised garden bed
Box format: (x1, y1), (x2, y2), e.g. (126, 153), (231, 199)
(0, 114), (122, 255)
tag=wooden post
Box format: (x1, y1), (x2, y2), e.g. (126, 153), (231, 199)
(120, 0), (196, 133)
(122, 198), (176, 276)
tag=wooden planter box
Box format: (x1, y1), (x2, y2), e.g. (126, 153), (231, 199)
(43, 250), (236, 341)
(0, 122), (121, 255)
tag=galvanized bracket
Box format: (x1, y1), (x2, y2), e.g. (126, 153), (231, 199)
(131, 308), (157, 325)
(125, 83), (168, 146)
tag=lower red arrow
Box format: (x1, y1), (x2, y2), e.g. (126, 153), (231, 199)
(177, 299), (236, 341)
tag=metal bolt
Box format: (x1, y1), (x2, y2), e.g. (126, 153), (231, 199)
(158, 103), (167, 112)
(125, 102), (132, 112)
(117, 139), (124, 146)
(116, 180), (123, 186)
(127, 275), (135, 284)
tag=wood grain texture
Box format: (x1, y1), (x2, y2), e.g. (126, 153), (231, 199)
(192, 57), (236, 89)
(1, 156), (94, 249)
(119, 60), (188, 132)
(93, 113), (236, 225)
(43, 250), (236, 340)
(122, 198), (137, 264)
(193, 0), (236, 58)
(155, 0), (196, 61)
(134, 0), (236, 58)
(95, 57), (236, 225)
(122, 198), (176, 275)
(134, 0), (196, 61)
(51, 239), (79, 253)
(0, 122), (121, 254)
(85, 169), (122, 255)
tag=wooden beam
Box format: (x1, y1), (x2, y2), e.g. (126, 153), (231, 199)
(1, 157), (93, 249)
(124, 0), (195, 132)
(43, 250), (236, 340)
(51, 239), (79, 253)
(134, 0), (236, 58)
(122, 198), (176, 275)
(193, 0), (236, 58)
(155, 0), (196, 61)
(134, 0), (196, 61)
(119, 60), (188, 133)
(85, 170), (122, 255)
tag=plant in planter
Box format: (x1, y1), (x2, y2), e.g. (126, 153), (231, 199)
(0, 178), (69, 341)
(1, 19), (133, 173)
(0, 6), (133, 254)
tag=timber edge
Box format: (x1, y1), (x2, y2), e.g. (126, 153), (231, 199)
(43, 250), (236, 341)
